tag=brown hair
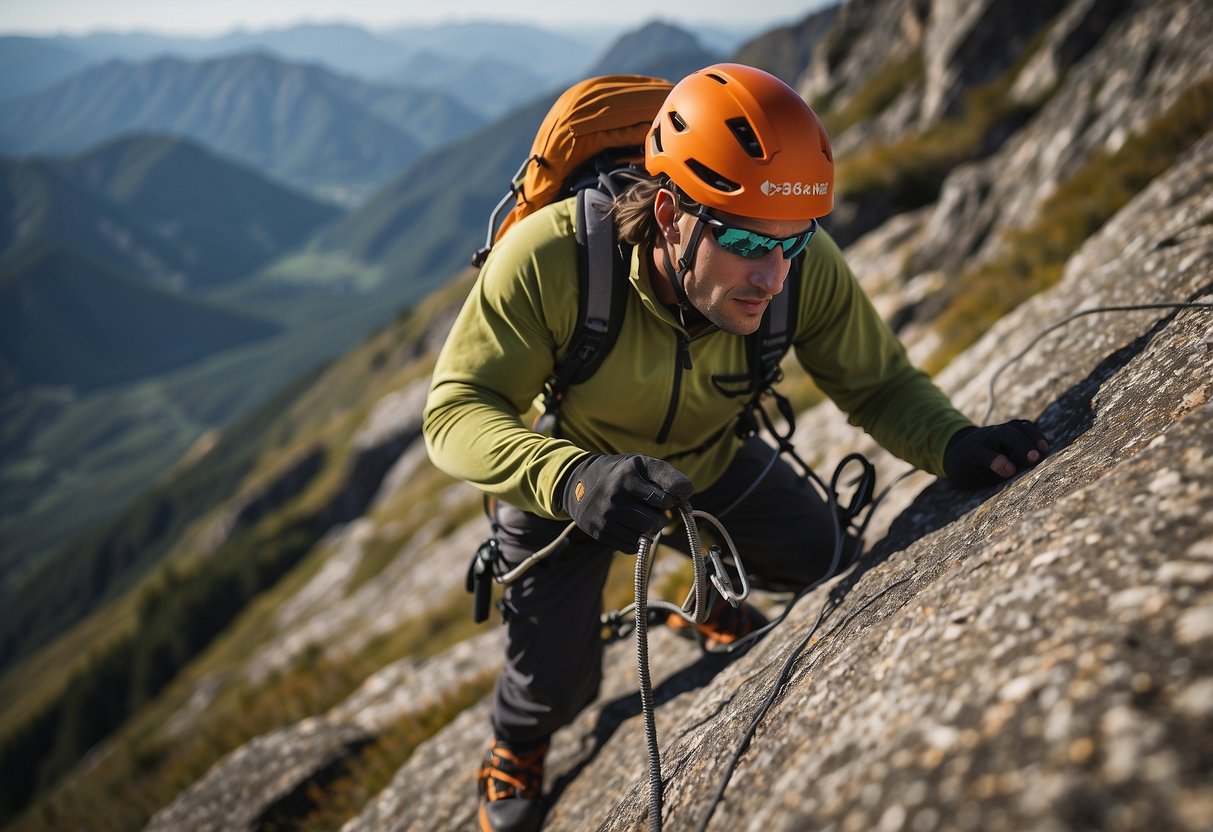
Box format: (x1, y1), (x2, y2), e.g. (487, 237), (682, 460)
(610, 177), (665, 249)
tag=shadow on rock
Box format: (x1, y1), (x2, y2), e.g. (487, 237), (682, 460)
(866, 296), (1195, 573)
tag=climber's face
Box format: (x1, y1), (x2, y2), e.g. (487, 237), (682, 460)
(653, 187), (816, 335)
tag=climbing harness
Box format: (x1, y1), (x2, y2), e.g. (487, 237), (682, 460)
(463, 439), (879, 829)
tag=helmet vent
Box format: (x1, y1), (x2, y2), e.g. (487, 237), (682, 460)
(686, 159), (739, 193)
(726, 118), (763, 158)
(705, 73), (728, 85)
(668, 111), (689, 132)
(651, 124), (663, 153)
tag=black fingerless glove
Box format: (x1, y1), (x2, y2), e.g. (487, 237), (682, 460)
(559, 454), (694, 553)
(944, 420), (1049, 488)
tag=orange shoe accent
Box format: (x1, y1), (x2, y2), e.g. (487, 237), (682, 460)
(667, 595), (768, 651)
(476, 739), (548, 831)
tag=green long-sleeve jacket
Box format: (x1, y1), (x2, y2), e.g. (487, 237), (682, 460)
(423, 197), (973, 520)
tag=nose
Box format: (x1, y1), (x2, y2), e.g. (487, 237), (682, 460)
(749, 251), (790, 296)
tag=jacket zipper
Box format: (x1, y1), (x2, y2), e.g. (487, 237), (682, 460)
(656, 334), (693, 444)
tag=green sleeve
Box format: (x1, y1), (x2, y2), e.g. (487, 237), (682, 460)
(794, 231), (974, 476)
(422, 204), (589, 519)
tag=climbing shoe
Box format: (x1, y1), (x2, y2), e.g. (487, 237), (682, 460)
(666, 594), (769, 652)
(477, 738), (548, 832)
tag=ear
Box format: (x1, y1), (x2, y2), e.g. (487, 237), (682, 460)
(653, 189), (681, 244)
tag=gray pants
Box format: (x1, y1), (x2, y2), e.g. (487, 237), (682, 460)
(491, 437), (844, 746)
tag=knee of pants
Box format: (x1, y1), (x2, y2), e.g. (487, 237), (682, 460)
(531, 651), (603, 724)
(495, 649), (603, 741)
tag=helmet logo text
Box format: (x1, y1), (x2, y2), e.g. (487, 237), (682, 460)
(760, 180), (830, 197)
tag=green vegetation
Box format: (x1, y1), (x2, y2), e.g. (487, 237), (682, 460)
(0, 245), (281, 391)
(0, 362), (325, 681)
(0, 513), (322, 821)
(0, 259), (439, 578)
(821, 52), (925, 138)
(925, 75), (1213, 373)
(0, 270), (478, 823)
(834, 70), (1040, 212)
(255, 248), (386, 294)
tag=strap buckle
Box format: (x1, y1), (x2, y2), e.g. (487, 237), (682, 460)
(465, 538), (502, 623)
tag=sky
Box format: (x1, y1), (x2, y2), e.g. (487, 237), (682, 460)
(0, 0), (830, 37)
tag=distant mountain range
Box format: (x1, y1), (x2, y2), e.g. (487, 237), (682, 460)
(1, 132), (343, 394)
(0, 36), (96, 100)
(0, 52), (486, 202)
(2, 18), (760, 111)
(0, 17), (734, 605)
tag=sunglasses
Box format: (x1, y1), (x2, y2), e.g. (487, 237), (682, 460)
(698, 211), (817, 260)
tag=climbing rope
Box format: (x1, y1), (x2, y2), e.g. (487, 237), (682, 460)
(494, 502), (749, 831)
(633, 503), (750, 831)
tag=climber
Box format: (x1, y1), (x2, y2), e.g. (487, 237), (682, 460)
(422, 63), (1048, 832)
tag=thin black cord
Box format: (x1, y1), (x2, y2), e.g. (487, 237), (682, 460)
(723, 462), (907, 655)
(982, 301), (1213, 423)
(692, 574), (914, 832)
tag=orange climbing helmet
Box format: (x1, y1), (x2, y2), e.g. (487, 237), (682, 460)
(646, 63), (834, 221)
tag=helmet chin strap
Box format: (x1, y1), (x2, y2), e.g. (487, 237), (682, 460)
(661, 216), (709, 323)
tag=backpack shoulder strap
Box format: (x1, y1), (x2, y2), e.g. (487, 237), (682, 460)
(534, 188), (628, 436)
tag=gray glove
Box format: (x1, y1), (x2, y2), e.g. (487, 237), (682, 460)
(560, 454), (693, 553)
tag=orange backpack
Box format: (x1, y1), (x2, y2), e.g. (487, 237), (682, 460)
(471, 74), (673, 266)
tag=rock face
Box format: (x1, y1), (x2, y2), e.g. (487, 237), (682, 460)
(334, 129), (1213, 832)
(910, 0), (1213, 280)
(138, 1), (1213, 831)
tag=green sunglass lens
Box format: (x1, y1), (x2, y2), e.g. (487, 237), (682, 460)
(706, 215), (816, 259)
(713, 227), (778, 258)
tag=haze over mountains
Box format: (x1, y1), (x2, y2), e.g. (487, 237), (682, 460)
(0, 16), (730, 605)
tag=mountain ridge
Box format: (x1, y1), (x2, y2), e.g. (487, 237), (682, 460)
(0, 51), (482, 202)
(0, 243), (281, 392)
(62, 133), (344, 288)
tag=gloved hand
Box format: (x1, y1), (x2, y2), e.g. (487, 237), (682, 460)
(944, 420), (1049, 488)
(559, 454), (694, 553)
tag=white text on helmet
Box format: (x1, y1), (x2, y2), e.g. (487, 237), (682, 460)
(760, 180), (830, 197)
